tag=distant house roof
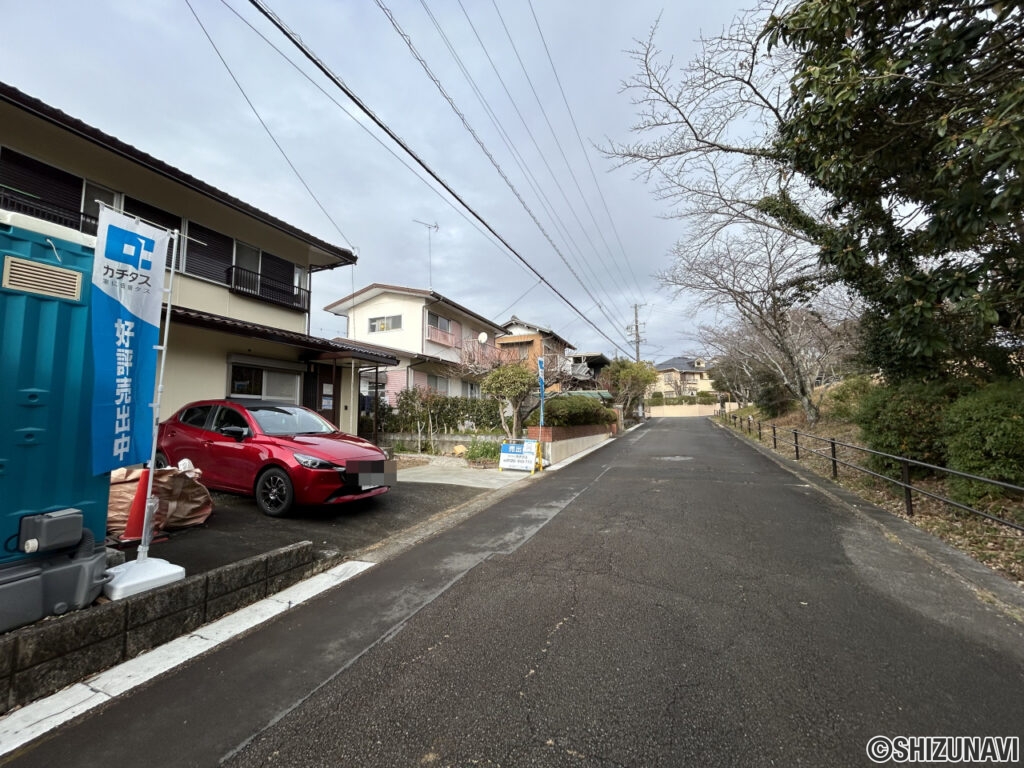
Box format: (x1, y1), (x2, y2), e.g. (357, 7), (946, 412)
(656, 356), (708, 373)
(171, 307), (398, 366)
(324, 283), (507, 337)
(0, 80), (355, 271)
(500, 315), (575, 350)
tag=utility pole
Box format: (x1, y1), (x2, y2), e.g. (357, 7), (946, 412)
(412, 219), (438, 290)
(627, 304), (645, 362)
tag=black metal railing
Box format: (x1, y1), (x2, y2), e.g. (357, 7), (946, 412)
(720, 411), (1024, 532)
(0, 188), (97, 234)
(227, 265), (309, 312)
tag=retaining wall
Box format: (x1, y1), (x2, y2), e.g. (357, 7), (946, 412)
(526, 424), (614, 465)
(0, 541), (318, 715)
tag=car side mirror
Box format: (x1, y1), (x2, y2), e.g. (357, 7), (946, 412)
(220, 425), (249, 441)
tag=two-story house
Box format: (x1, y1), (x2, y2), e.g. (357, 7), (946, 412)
(652, 356), (716, 398)
(496, 316), (576, 392)
(324, 284), (507, 403)
(0, 82), (396, 436)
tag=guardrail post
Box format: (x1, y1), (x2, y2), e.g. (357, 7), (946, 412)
(757, 421), (762, 441)
(793, 430), (800, 460)
(901, 460), (914, 516)
(771, 425), (777, 450)
(830, 437), (838, 479)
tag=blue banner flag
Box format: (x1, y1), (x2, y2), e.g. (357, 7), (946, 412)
(90, 208), (169, 474)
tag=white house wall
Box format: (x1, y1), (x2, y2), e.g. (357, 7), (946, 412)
(347, 293), (424, 353)
(171, 273), (306, 333)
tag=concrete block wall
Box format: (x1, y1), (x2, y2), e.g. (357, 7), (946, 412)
(0, 541), (318, 715)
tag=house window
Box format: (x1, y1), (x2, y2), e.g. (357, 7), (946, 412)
(427, 312), (451, 333)
(0, 148), (84, 230)
(369, 315), (402, 332)
(185, 221), (234, 284)
(123, 196), (182, 268)
(235, 242), (260, 273)
(82, 182), (117, 236)
(230, 364), (300, 403)
(427, 375), (448, 394)
(461, 381), (480, 399)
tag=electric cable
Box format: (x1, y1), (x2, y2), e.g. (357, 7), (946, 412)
(246, 0), (633, 357)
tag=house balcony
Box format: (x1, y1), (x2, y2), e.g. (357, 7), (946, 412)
(227, 266), (309, 312)
(426, 325), (459, 347)
(1, 188), (97, 234)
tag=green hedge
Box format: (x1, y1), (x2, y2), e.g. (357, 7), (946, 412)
(855, 379), (975, 478)
(943, 380), (1024, 505)
(380, 391), (503, 434)
(524, 395), (617, 427)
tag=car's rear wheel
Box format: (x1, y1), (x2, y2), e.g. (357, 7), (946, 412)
(153, 451), (170, 469)
(256, 467), (293, 517)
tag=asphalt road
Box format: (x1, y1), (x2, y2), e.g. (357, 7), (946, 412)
(128, 476), (488, 574)
(6, 419), (1024, 767)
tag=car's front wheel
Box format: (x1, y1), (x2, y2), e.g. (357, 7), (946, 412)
(153, 451), (170, 469)
(255, 467), (293, 517)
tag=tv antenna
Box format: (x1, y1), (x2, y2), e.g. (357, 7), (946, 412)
(412, 219), (439, 290)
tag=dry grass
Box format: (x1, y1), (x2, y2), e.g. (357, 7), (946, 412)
(725, 403), (1024, 588)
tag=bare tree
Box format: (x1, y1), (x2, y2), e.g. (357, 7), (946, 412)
(445, 340), (517, 381)
(602, 4), (857, 423)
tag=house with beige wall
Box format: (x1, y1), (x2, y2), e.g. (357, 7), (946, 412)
(324, 284), (507, 402)
(0, 81), (395, 436)
(651, 357), (716, 398)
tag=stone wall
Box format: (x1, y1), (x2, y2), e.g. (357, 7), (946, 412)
(0, 542), (317, 715)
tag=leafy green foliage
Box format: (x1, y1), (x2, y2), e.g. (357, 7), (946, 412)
(855, 379), (976, 478)
(768, 0), (1024, 374)
(465, 438), (501, 462)
(752, 368), (795, 419)
(482, 363), (536, 438)
(381, 391), (502, 434)
(524, 395), (616, 427)
(943, 381), (1024, 505)
(825, 375), (873, 422)
(598, 359), (658, 418)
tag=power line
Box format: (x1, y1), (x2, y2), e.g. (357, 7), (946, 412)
(373, 0), (631, 347)
(185, 0), (354, 249)
(495, 0), (645, 308)
(216, 0), (538, 285)
(246, 0), (633, 358)
(453, 0), (635, 327)
(525, 0), (647, 302)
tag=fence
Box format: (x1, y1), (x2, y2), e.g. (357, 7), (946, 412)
(720, 412), (1024, 533)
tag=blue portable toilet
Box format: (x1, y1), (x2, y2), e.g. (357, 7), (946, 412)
(0, 211), (111, 633)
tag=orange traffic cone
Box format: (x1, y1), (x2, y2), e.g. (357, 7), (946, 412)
(119, 468), (150, 542)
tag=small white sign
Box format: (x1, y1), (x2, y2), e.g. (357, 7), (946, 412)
(499, 439), (539, 472)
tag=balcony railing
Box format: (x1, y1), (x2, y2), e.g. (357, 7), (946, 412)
(0, 188), (97, 234)
(227, 265), (309, 312)
(426, 325), (459, 347)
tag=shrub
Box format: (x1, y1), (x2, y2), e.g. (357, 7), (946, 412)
(753, 370), (795, 419)
(826, 375), (873, 422)
(524, 395), (616, 427)
(943, 380), (1024, 505)
(855, 379), (975, 478)
(465, 439), (501, 461)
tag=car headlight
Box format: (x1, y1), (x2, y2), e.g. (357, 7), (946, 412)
(293, 452), (335, 469)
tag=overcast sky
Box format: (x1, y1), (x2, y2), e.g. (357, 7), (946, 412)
(1, 0), (746, 362)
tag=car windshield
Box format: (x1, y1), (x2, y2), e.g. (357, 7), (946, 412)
(246, 405), (336, 436)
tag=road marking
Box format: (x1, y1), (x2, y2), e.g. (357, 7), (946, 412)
(0, 560), (375, 758)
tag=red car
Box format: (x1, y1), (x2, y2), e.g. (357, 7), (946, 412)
(155, 399), (395, 516)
